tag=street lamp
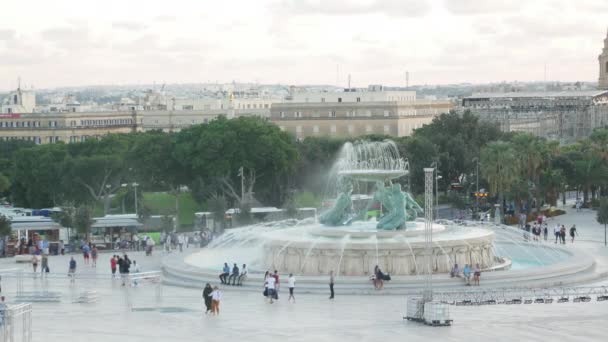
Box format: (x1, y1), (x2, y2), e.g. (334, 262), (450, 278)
(431, 161), (441, 220)
(104, 184), (112, 215)
(121, 182), (139, 216)
(472, 157), (480, 213)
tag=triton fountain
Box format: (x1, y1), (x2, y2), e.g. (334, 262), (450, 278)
(165, 140), (594, 290)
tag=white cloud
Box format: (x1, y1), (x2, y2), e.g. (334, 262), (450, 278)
(112, 21), (148, 31)
(0, 0), (606, 90)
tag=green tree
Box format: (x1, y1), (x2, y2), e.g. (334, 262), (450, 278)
(598, 198), (608, 246)
(11, 143), (68, 207)
(74, 206), (94, 241)
(0, 173), (10, 194)
(160, 215), (174, 233)
(206, 193), (227, 231)
(175, 116), (298, 206)
(480, 141), (520, 218)
(0, 215), (11, 240)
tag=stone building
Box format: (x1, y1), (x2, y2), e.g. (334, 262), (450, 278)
(270, 89), (452, 139)
(599, 28), (608, 90)
(0, 111), (141, 144)
(462, 91), (608, 141)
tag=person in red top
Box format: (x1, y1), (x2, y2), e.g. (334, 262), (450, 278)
(273, 270), (280, 292)
(110, 255), (117, 278)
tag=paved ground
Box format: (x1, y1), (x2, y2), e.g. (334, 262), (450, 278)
(0, 204), (607, 341)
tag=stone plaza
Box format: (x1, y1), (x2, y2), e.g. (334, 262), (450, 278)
(0, 204), (607, 341)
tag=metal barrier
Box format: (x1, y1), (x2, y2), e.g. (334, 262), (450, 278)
(1, 303), (32, 342)
(422, 286), (608, 305)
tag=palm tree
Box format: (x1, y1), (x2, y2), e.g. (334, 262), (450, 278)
(480, 141), (520, 221)
(513, 133), (546, 213)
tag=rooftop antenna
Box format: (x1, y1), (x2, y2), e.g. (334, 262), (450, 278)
(17, 76), (21, 90)
(406, 71), (409, 88)
(348, 74), (351, 88)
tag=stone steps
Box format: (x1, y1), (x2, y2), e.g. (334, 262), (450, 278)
(161, 251), (603, 294)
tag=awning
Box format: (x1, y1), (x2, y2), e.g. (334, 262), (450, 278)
(92, 218), (143, 228)
(11, 221), (63, 231)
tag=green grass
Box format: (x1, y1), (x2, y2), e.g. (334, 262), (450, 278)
(142, 192), (201, 226)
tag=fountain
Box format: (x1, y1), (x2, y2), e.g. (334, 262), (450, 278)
(263, 140), (494, 275)
(164, 140), (595, 290)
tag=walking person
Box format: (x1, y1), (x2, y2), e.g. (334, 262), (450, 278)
(68, 257), (77, 284)
(463, 264), (471, 285)
(82, 243), (90, 265)
(473, 263), (481, 286)
(560, 225), (567, 245)
(569, 225), (578, 243)
(210, 286), (222, 315)
(273, 270), (280, 296)
(110, 255), (117, 278)
(31, 254), (39, 274)
(329, 270), (335, 300)
(121, 254), (131, 286)
(543, 224), (548, 241)
(554, 224), (560, 244)
(202, 283), (213, 314)
(91, 245), (98, 267)
(288, 273), (296, 303)
(131, 260), (140, 286)
(263, 271), (270, 300)
(266, 272), (276, 304)
(178, 234), (184, 253)
(41, 254), (49, 277)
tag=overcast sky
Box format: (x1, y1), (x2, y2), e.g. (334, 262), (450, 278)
(1, 0), (607, 91)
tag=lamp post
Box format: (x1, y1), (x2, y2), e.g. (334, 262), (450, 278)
(103, 184), (113, 215)
(121, 182), (139, 216)
(431, 161), (441, 220)
(472, 157), (479, 213)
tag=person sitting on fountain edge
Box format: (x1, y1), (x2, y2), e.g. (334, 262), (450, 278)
(228, 263), (240, 285)
(450, 263), (461, 278)
(219, 262), (230, 284)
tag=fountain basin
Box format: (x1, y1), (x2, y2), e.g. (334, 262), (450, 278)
(262, 222), (495, 276)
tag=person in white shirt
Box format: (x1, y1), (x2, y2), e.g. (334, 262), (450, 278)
(237, 264), (248, 286)
(210, 286), (223, 315)
(288, 274), (296, 302)
(177, 234), (184, 252)
(554, 224), (560, 244)
(266, 275), (276, 304)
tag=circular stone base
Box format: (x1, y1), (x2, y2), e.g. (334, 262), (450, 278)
(262, 223), (495, 276)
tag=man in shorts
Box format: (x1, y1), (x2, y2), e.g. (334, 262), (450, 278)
(266, 274), (276, 304)
(288, 273), (296, 303)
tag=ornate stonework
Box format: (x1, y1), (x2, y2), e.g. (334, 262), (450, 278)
(599, 28), (608, 90)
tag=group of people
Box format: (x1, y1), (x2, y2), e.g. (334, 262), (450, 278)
(450, 263), (481, 286)
(371, 265), (391, 290)
(521, 214), (579, 244)
(81, 242), (99, 267)
(161, 232), (194, 253)
(553, 224), (578, 244)
(219, 262), (248, 286)
(202, 283), (223, 315)
(109, 254), (138, 286)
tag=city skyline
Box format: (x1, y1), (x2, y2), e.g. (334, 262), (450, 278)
(1, 0), (607, 91)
